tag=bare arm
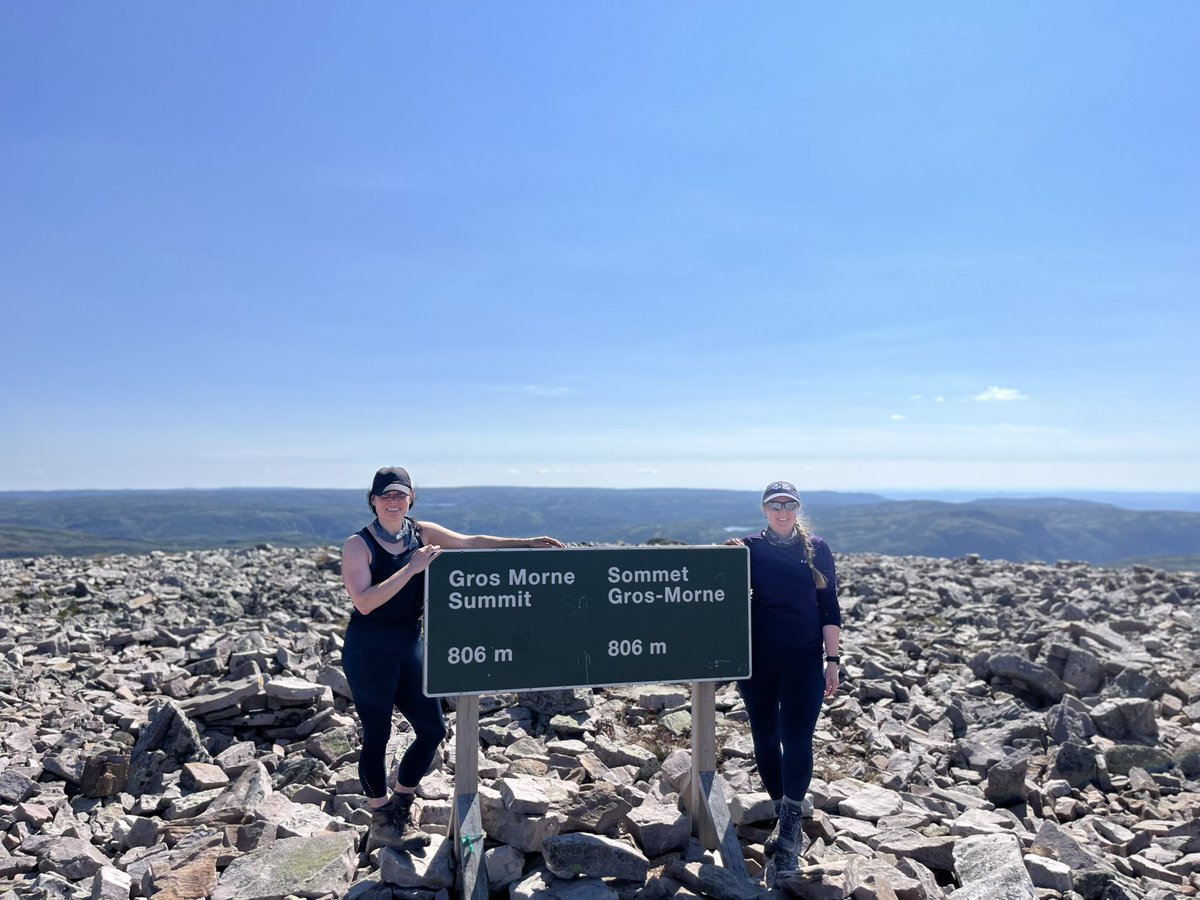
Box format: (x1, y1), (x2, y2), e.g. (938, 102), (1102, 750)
(823, 623), (842, 698)
(341, 533), (443, 616)
(417, 521), (564, 550)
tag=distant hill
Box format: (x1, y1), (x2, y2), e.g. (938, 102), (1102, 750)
(1, 487), (1198, 570)
(879, 489), (1200, 512)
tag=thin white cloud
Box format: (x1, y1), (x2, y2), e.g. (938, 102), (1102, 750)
(890, 414), (906, 421)
(974, 386), (1028, 402)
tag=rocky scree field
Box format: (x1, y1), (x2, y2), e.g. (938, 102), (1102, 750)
(0, 546), (1197, 900)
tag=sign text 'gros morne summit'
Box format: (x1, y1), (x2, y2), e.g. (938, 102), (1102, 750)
(422, 546), (751, 696)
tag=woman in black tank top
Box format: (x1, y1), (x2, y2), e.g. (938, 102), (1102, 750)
(340, 466), (565, 851)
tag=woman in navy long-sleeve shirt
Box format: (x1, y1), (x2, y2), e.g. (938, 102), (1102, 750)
(727, 480), (842, 883)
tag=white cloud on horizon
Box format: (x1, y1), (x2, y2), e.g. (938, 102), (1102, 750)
(974, 386), (1029, 402)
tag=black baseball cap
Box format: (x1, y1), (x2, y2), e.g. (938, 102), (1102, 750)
(371, 467), (412, 496)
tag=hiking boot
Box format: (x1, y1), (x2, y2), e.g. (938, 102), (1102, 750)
(763, 795), (813, 857)
(763, 796), (805, 888)
(368, 792), (431, 852)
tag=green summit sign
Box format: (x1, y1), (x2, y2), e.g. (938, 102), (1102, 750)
(423, 546), (750, 697)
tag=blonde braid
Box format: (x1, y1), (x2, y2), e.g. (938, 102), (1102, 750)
(795, 515), (829, 590)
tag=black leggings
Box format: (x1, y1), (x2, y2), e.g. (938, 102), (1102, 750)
(342, 618), (447, 798)
(738, 646), (825, 801)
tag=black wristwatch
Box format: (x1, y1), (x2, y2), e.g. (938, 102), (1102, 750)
(825, 655), (840, 664)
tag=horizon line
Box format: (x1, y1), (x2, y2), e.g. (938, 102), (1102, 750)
(4, 485), (1200, 497)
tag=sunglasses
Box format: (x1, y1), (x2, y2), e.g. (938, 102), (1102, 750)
(766, 500), (799, 511)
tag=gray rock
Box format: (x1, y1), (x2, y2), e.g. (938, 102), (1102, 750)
(895, 856), (948, 899)
(264, 674), (329, 704)
(201, 760), (273, 823)
(1061, 647), (1105, 694)
(1023, 853), (1072, 892)
(884, 749), (923, 785)
(35, 836), (111, 881)
(510, 868), (617, 900)
(89, 865), (133, 900)
(378, 833), (455, 889)
(951, 832), (1036, 899)
(177, 673), (266, 718)
(1104, 665), (1170, 700)
(659, 710), (691, 736)
(520, 689), (595, 717)
(499, 774), (552, 815)
(19, 872), (79, 899)
(625, 800), (692, 857)
(542, 832), (650, 881)
(985, 754), (1028, 807)
(183, 760), (230, 791)
(0, 856), (37, 880)
(950, 807), (1025, 838)
(484, 843), (526, 889)
(1046, 700), (1096, 744)
(1173, 737), (1200, 776)
(1103, 743), (1174, 776)
(844, 856), (923, 899)
(307, 725), (358, 767)
(1090, 698), (1159, 741)
(213, 739), (258, 775)
(480, 784), (563, 852)
(837, 784), (904, 821)
(558, 784), (632, 836)
(0, 769), (37, 803)
(873, 829), (957, 871)
(79, 748), (130, 798)
(1051, 741), (1100, 789)
(663, 860), (766, 900)
(142, 837), (222, 898)
(549, 713), (596, 736)
(591, 734), (659, 781)
(316, 663), (353, 699)
(1030, 820), (1107, 872)
(986, 653), (1070, 703)
(127, 699), (211, 793)
(117, 815), (160, 850)
(728, 791), (775, 825)
(211, 831), (358, 900)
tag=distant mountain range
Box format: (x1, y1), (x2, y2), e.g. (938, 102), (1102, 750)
(1, 487), (1198, 570)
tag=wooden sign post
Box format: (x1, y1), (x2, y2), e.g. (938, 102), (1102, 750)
(689, 680), (747, 875)
(451, 694), (488, 900)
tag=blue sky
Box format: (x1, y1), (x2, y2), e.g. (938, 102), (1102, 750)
(2, 3), (1197, 493)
